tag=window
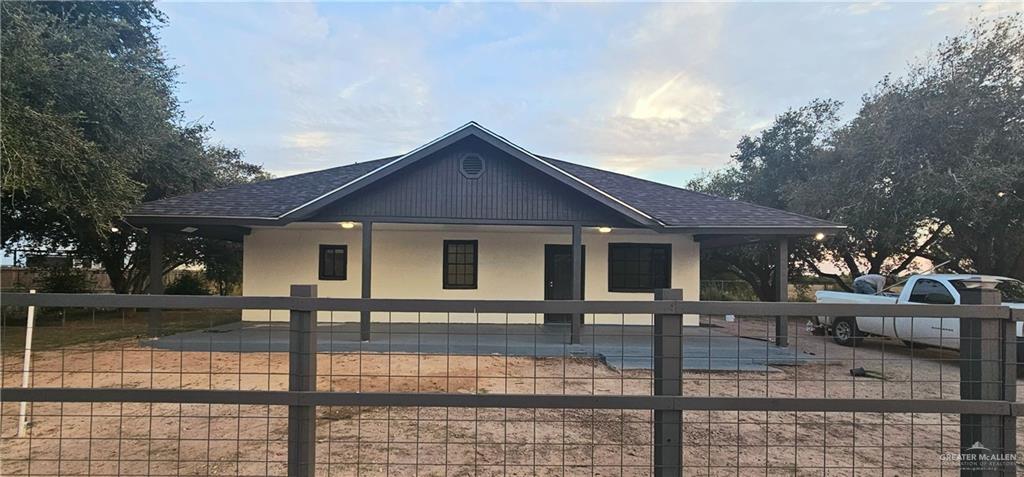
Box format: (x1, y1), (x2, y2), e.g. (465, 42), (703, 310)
(318, 245), (347, 280)
(443, 240), (478, 289)
(608, 243), (671, 292)
(908, 278), (954, 304)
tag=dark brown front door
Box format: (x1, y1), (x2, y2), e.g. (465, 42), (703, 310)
(544, 244), (584, 323)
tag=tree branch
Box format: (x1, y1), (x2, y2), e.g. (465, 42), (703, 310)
(841, 253), (863, 278)
(889, 223), (948, 276)
(802, 258), (852, 292)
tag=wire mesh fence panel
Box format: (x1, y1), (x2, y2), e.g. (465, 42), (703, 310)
(1, 293), (1020, 475)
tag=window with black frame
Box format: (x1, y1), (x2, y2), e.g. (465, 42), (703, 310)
(607, 243), (671, 292)
(443, 240), (478, 289)
(908, 278), (954, 304)
(318, 245), (347, 280)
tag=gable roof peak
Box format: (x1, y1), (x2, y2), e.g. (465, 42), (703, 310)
(128, 122), (844, 234)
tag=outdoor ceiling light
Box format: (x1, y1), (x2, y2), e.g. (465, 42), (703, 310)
(340, 221), (356, 229)
(597, 226), (612, 234)
(181, 226), (198, 233)
(814, 232), (826, 241)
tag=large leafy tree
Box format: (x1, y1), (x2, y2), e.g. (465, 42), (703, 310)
(696, 15), (1024, 296)
(876, 15), (1023, 279)
(794, 14), (1024, 281)
(689, 100), (841, 299)
(787, 95), (951, 285)
(1, 2), (267, 293)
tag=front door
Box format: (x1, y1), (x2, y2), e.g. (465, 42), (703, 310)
(544, 244), (584, 323)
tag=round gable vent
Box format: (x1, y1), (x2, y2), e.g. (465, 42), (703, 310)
(459, 153), (485, 179)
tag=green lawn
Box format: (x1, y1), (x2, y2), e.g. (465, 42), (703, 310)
(1, 307), (240, 353)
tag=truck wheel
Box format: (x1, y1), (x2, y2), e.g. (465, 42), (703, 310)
(831, 317), (862, 347)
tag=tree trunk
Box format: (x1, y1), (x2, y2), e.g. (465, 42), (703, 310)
(99, 255), (131, 294)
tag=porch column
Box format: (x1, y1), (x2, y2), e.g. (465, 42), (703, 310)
(571, 224), (583, 344)
(147, 230), (165, 337)
(774, 237), (789, 347)
(361, 221), (372, 341)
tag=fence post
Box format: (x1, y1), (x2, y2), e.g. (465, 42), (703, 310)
(654, 288), (683, 476)
(959, 286), (1015, 476)
(147, 230), (164, 337)
(17, 289), (37, 437)
(774, 237), (789, 347)
(289, 285), (318, 477)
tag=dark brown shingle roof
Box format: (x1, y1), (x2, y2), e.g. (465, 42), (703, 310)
(130, 157), (397, 219)
(543, 158), (837, 229)
(130, 153), (837, 230)
(129, 123), (840, 231)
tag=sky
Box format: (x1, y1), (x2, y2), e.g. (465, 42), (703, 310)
(158, 1), (1022, 187)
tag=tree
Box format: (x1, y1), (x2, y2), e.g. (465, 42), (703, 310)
(1, 2), (267, 292)
(872, 15), (1024, 279)
(786, 93), (951, 285)
(696, 15), (1024, 294)
(200, 240), (244, 296)
(689, 100), (842, 299)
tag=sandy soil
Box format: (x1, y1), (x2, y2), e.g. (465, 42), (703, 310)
(1, 318), (1020, 476)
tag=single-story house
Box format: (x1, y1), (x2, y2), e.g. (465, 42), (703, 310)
(127, 123), (841, 335)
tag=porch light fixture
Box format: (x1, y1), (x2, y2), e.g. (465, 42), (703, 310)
(181, 226), (198, 233)
(340, 221), (356, 229)
(814, 232), (826, 241)
(597, 226), (612, 234)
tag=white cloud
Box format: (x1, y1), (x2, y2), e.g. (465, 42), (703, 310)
(283, 131), (333, 151)
(846, 2), (892, 16)
(618, 72), (723, 123)
(162, 2), (1024, 184)
(595, 151), (726, 177)
(927, 2), (1023, 19)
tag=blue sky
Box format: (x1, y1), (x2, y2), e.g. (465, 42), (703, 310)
(158, 1), (1021, 187)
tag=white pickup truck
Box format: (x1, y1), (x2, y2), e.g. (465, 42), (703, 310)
(814, 274), (1024, 351)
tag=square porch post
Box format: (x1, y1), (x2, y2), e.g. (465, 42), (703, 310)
(774, 237), (789, 347)
(147, 230), (165, 337)
(571, 224), (583, 344)
(361, 221), (372, 341)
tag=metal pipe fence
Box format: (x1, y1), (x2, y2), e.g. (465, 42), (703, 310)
(1, 288), (1020, 476)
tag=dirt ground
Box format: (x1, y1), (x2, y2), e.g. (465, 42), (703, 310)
(1, 317), (1021, 476)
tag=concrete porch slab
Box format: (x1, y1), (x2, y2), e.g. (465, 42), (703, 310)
(144, 322), (807, 371)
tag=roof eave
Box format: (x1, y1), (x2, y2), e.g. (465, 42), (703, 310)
(126, 214), (280, 228)
(678, 225), (847, 236)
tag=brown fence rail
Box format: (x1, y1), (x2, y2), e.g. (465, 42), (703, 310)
(1, 288), (1020, 476)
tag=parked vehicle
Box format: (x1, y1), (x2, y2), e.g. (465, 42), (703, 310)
(814, 274), (1024, 352)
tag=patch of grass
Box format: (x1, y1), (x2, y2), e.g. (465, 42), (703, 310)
(1, 308), (240, 353)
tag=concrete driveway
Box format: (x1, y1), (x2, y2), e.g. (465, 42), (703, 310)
(144, 322), (808, 371)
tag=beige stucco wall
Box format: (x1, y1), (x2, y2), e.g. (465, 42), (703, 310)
(242, 223), (699, 325)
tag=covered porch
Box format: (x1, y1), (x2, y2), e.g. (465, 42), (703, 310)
(142, 220), (807, 347)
